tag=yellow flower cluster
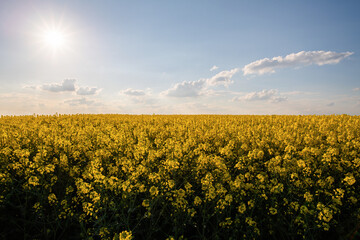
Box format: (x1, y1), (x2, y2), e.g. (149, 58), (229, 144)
(0, 114), (359, 239)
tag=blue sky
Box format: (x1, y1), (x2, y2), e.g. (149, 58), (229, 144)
(1, 0), (359, 115)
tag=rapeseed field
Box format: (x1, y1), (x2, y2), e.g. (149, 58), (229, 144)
(0, 114), (359, 239)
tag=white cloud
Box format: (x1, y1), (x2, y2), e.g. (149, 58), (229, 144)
(76, 87), (101, 96)
(206, 68), (239, 87)
(41, 79), (76, 92)
(40, 79), (101, 96)
(162, 79), (206, 98)
(210, 65), (219, 71)
(327, 102), (335, 107)
(353, 88), (360, 91)
(163, 68), (239, 98)
(243, 51), (353, 76)
(233, 89), (287, 103)
(241, 89), (277, 101)
(122, 88), (146, 96)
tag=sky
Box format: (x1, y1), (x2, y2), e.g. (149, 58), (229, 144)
(1, 0), (360, 115)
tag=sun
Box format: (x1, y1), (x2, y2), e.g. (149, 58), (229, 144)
(42, 29), (68, 51)
(43, 30), (66, 49)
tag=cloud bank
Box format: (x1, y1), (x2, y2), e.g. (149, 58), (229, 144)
(243, 51), (353, 75)
(163, 50), (352, 99)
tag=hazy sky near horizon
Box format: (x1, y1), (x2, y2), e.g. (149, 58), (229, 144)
(1, 0), (360, 115)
